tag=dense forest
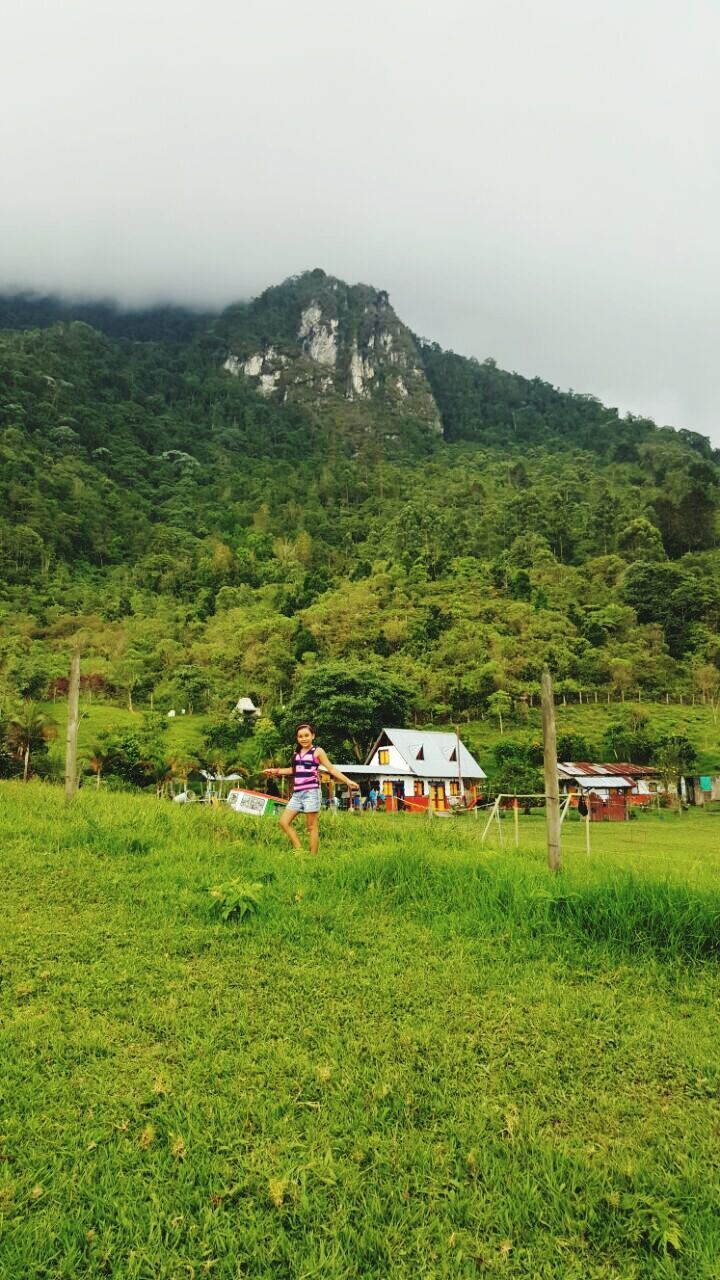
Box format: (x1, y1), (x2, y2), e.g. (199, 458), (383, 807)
(1, 270), (719, 780)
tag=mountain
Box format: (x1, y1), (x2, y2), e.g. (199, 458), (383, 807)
(0, 269), (719, 764)
(216, 268), (443, 440)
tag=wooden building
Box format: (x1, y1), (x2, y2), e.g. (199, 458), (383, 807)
(335, 728), (486, 812)
(558, 762), (634, 821)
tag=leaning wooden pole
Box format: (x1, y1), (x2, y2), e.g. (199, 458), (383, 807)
(541, 667), (562, 872)
(64, 651), (81, 803)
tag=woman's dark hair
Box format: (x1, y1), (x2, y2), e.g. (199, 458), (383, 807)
(294, 721), (315, 736)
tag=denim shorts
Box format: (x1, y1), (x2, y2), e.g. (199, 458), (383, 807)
(286, 787), (322, 814)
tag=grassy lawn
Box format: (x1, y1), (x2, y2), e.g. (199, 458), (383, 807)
(476, 803), (720, 887)
(39, 701), (208, 767)
(2, 785), (720, 1277)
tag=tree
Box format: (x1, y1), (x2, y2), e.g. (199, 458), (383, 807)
(96, 713), (168, 789)
(377, 501), (457, 579)
(653, 733), (697, 805)
(155, 664), (214, 714)
(487, 690), (512, 735)
(489, 739), (543, 797)
(620, 561), (685, 626)
(692, 663), (720, 722)
(556, 732), (598, 762)
(294, 625), (318, 661)
(166, 753), (200, 790)
(87, 740), (112, 788)
(5, 703), (57, 780)
(601, 708), (656, 765)
(243, 716), (282, 787)
(201, 708), (255, 760)
(617, 517), (666, 562)
(286, 660), (416, 760)
(0, 708), (20, 778)
(253, 716), (282, 762)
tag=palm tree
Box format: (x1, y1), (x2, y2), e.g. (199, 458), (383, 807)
(87, 741), (111, 789)
(167, 754), (199, 797)
(5, 703), (57, 781)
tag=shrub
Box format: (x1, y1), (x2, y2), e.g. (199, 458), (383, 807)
(209, 879), (264, 923)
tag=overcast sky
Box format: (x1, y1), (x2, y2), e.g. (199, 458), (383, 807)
(2, 0), (718, 442)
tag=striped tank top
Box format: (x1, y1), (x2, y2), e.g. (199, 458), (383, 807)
(293, 747), (320, 791)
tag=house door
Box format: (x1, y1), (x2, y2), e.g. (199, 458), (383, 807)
(429, 783), (447, 811)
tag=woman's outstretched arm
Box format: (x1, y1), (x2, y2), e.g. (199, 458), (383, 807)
(315, 748), (358, 789)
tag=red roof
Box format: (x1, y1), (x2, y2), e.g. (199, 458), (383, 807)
(561, 761), (657, 778)
(597, 762), (658, 777)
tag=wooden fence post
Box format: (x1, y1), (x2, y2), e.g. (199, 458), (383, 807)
(541, 667), (562, 872)
(64, 651), (81, 804)
(481, 796), (500, 845)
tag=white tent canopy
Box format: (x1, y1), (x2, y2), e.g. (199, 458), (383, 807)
(235, 696), (259, 715)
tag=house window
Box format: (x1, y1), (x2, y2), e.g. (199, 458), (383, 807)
(414, 780), (424, 796)
(450, 748), (457, 762)
(378, 749), (390, 766)
(450, 780), (460, 796)
(382, 780), (393, 796)
(416, 747), (424, 760)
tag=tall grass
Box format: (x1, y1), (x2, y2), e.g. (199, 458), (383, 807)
(329, 847), (720, 959)
(3, 782), (720, 1277)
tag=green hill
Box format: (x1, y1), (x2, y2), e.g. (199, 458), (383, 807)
(1, 270), (719, 780)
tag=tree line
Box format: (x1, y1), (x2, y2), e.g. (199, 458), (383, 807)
(0, 287), (718, 768)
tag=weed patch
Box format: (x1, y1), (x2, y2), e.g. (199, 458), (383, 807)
(209, 879), (265, 923)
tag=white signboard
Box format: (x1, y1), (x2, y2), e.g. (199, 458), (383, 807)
(228, 789), (269, 816)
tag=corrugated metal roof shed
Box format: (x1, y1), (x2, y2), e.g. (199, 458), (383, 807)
(574, 775), (634, 789)
(598, 762), (658, 777)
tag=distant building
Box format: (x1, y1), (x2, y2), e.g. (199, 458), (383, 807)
(683, 772), (720, 805)
(557, 760), (668, 820)
(599, 762), (662, 802)
(558, 762), (635, 799)
(335, 728), (486, 811)
(561, 761), (720, 809)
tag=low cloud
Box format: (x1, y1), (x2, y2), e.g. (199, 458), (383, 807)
(2, 0), (718, 441)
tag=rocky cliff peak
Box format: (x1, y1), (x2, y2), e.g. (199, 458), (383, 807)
(216, 270), (442, 438)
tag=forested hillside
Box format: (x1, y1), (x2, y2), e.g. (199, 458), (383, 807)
(1, 270), (719, 774)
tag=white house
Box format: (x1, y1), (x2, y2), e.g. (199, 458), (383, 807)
(335, 728), (486, 811)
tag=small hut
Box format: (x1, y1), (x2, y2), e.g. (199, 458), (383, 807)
(235, 696), (260, 717)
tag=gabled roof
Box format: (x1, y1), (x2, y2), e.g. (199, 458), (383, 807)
(368, 728), (486, 779)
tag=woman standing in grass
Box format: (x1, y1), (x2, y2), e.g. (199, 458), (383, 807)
(264, 722), (359, 855)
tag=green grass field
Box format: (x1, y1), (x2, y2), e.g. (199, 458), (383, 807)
(2, 784), (720, 1278)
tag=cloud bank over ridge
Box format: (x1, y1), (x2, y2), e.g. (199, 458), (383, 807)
(2, 0), (718, 441)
